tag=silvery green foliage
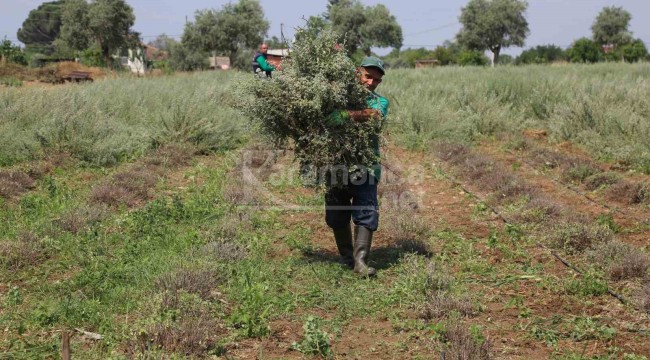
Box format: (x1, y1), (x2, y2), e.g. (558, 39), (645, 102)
(234, 29), (381, 185)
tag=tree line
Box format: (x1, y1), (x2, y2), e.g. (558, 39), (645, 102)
(2, 0), (648, 71)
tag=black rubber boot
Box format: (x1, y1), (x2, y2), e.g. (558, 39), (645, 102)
(353, 225), (376, 276)
(333, 225), (354, 269)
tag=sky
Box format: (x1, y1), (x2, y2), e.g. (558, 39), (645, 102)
(1, 0), (650, 56)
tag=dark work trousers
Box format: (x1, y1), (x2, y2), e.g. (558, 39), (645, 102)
(325, 177), (379, 232)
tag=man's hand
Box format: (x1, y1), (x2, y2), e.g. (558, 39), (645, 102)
(348, 109), (381, 123)
(326, 109), (381, 126)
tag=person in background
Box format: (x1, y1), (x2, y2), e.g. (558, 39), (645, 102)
(252, 43), (276, 78)
(325, 56), (389, 277)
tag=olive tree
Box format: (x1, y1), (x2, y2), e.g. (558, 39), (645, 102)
(327, 0), (402, 56)
(456, 0), (529, 66)
(592, 6), (632, 48)
(59, 0), (136, 68)
(182, 0), (268, 69)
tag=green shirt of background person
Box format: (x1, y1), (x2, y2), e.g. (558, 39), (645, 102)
(324, 56), (388, 277)
(252, 43), (276, 78)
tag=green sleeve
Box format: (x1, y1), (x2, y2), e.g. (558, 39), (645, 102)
(325, 110), (350, 126)
(368, 96), (389, 119)
(256, 55), (275, 72)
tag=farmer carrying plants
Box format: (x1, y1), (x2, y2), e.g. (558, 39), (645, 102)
(325, 56), (388, 276)
(252, 43), (276, 78)
(235, 30), (386, 276)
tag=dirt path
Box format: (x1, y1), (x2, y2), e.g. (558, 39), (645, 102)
(225, 141), (650, 359)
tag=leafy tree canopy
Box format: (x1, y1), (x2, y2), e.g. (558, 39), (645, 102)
(567, 38), (601, 63)
(592, 6), (632, 47)
(457, 0), (529, 66)
(147, 34), (177, 51)
(515, 45), (566, 64)
(0, 39), (28, 65)
(457, 50), (490, 66)
(168, 42), (209, 71)
(17, 0), (66, 54)
(327, 0), (402, 55)
(621, 39), (649, 63)
(59, 0), (136, 68)
(182, 0), (268, 68)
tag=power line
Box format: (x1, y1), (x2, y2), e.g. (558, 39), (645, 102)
(404, 22), (458, 37)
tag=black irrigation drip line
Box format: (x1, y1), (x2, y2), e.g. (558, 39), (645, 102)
(431, 157), (631, 307)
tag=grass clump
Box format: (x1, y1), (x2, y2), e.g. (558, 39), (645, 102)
(132, 294), (225, 358)
(0, 170), (36, 198)
(609, 252), (650, 281)
(156, 267), (224, 302)
(442, 323), (492, 360)
(638, 284), (650, 314)
(564, 272), (609, 297)
(0, 76), (22, 87)
(606, 180), (650, 205)
(0, 231), (50, 271)
(420, 292), (478, 320)
(383, 209), (432, 256)
(90, 166), (158, 207)
(55, 205), (109, 234)
(584, 172), (621, 191)
(546, 219), (613, 254)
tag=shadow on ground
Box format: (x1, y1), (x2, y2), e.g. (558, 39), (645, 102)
(300, 238), (433, 271)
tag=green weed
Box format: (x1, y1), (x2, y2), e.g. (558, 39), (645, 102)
(291, 316), (333, 358)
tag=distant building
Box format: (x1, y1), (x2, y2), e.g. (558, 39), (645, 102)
(266, 48), (290, 67)
(210, 56), (231, 70)
(602, 44), (615, 54)
(119, 48), (146, 75)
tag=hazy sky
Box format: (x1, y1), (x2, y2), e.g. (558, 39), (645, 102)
(2, 0), (649, 56)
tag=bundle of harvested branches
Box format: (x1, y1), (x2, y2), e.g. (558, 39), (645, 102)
(234, 29), (382, 187)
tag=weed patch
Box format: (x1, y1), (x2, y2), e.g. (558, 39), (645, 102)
(291, 316), (333, 358)
(145, 144), (196, 168)
(562, 162), (599, 184)
(420, 292), (477, 320)
(156, 267), (224, 301)
(564, 273), (609, 297)
(609, 252), (650, 281)
(442, 323), (492, 360)
(546, 219), (613, 254)
(198, 239), (249, 262)
(606, 181), (650, 205)
(588, 240), (633, 266)
(91, 166), (158, 207)
(638, 284), (650, 313)
(55, 206), (109, 234)
(434, 142), (471, 165)
(512, 197), (564, 224)
(383, 209), (431, 256)
(0, 170), (35, 198)
(584, 172), (621, 191)
(132, 296), (224, 357)
(0, 231), (50, 271)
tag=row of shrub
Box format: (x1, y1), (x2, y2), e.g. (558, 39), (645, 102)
(381, 39), (649, 68)
(0, 71), (246, 166)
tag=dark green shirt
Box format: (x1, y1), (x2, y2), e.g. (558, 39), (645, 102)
(255, 55), (276, 72)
